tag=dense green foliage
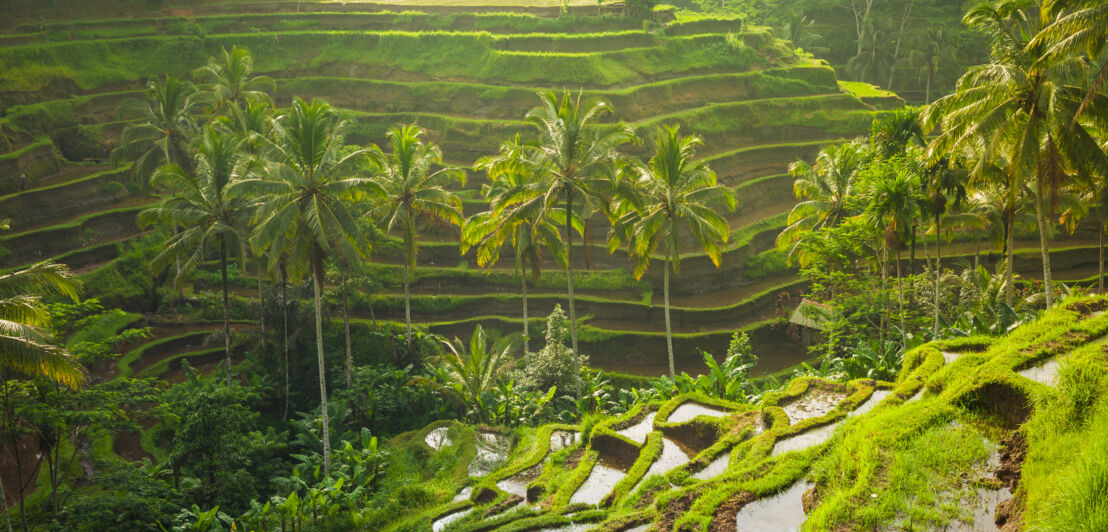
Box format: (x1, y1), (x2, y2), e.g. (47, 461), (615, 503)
(1, 0), (1106, 530)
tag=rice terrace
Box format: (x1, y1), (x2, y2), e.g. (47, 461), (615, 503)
(0, 0), (1106, 530)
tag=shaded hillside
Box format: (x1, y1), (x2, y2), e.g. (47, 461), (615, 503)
(0, 1), (1098, 378)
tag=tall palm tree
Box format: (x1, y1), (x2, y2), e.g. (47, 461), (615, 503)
(776, 140), (869, 266)
(925, 0), (1108, 308)
(367, 124), (465, 358)
(609, 126), (735, 377)
(861, 162), (924, 336)
(524, 91), (634, 354)
(193, 45), (275, 117)
(139, 127), (256, 386)
(221, 97), (278, 342)
(917, 152), (967, 334)
(110, 76), (201, 186)
(970, 158), (1036, 306)
(909, 28), (958, 104)
(466, 138), (566, 355)
(229, 97), (372, 475)
(872, 108), (925, 272)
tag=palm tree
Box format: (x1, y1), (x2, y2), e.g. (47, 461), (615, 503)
(0, 255), (83, 532)
(524, 91), (634, 353)
(1059, 169), (1107, 294)
(466, 138), (566, 355)
(139, 127), (256, 386)
(917, 152), (967, 335)
(221, 97), (278, 342)
(229, 97), (373, 475)
(861, 161), (924, 336)
(1032, 0), (1108, 122)
(609, 126), (735, 377)
(911, 28), (960, 105)
(871, 108), (925, 159)
(969, 159), (1036, 307)
(924, 0), (1108, 308)
(367, 125), (465, 358)
(193, 45), (275, 117)
(871, 108), (925, 272)
(776, 140), (869, 266)
(110, 76), (201, 186)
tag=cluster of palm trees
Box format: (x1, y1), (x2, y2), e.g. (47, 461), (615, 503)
(113, 48), (737, 473)
(778, 0), (1108, 339)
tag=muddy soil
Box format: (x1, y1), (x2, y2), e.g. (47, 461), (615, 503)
(994, 432), (1027, 531)
(708, 491), (754, 532)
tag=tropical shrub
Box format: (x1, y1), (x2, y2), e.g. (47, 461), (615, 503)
(513, 305), (587, 397)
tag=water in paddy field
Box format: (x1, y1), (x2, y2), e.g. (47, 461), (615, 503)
(848, 389), (892, 418)
(667, 402), (731, 423)
(497, 464), (542, 498)
(948, 439), (1012, 531)
(550, 430), (580, 451)
(425, 427), (452, 450)
(1017, 358), (1060, 386)
(469, 431), (511, 477)
(943, 351), (963, 363)
(569, 462), (627, 506)
(735, 480), (813, 531)
(616, 411), (657, 444)
(451, 486), (471, 503)
(535, 522), (596, 532)
(771, 422), (840, 457)
(431, 507), (473, 532)
(692, 451), (731, 481)
(643, 437), (690, 480)
(781, 388), (848, 423)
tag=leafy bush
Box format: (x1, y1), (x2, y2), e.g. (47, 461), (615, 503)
(332, 365), (451, 439)
(156, 373), (288, 515)
(514, 305), (587, 398)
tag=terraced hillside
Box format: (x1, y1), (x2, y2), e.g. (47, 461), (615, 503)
(383, 294), (1108, 531)
(0, 2), (1101, 377)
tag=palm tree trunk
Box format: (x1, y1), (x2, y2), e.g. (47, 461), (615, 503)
(1033, 187), (1054, 308)
(582, 219), (592, 270)
(1006, 209), (1015, 306)
(664, 254), (674, 378)
(342, 272), (352, 388)
(281, 261), (290, 421)
(404, 223), (414, 358)
(522, 274), (529, 354)
(974, 231), (981, 271)
(1100, 213), (1105, 294)
(311, 255), (332, 476)
(256, 255), (265, 344)
(403, 257), (413, 358)
(519, 248), (530, 354)
(879, 248), (888, 344)
(173, 222), (183, 302)
(925, 67), (932, 105)
(565, 187), (578, 355)
(896, 248), (905, 339)
(934, 214), (941, 336)
(908, 228), (916, 276)
(220, 236), (232, 386)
